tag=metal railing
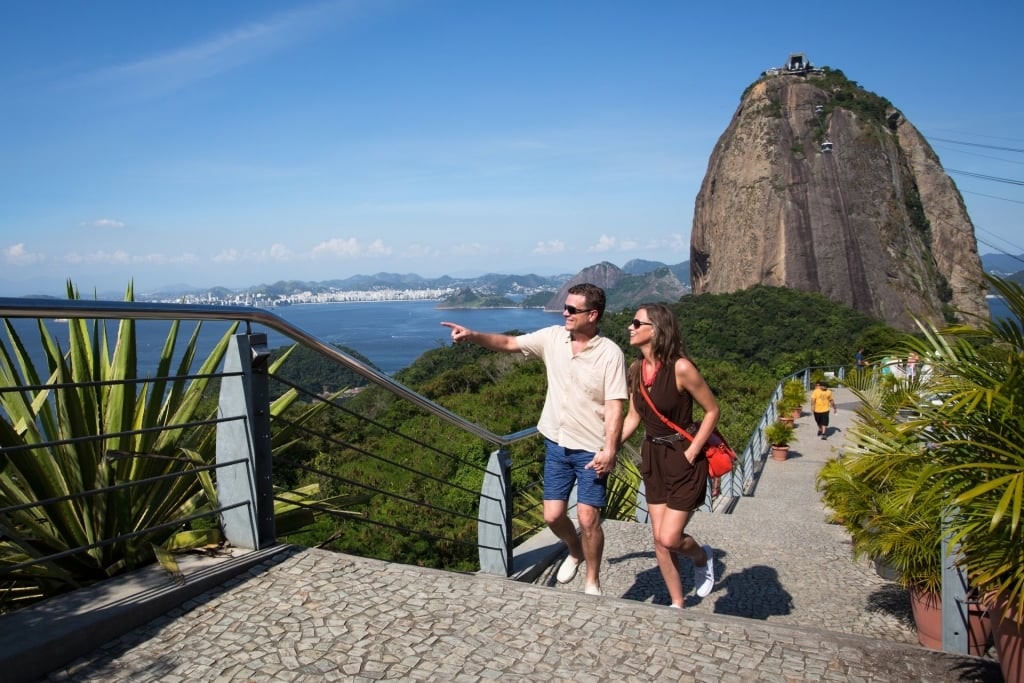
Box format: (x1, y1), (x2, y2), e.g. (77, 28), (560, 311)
(1, 299), (667, 605)
(1, 298), (841, 608)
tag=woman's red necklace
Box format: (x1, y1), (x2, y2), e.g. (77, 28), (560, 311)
(642, 359), (660, 386)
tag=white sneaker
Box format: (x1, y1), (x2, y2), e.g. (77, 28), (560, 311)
(556, 555), (582, 584)
(584, 584), (602, 596)
(694, 545), (715, 598)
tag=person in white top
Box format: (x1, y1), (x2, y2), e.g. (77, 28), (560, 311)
(442, 283), (627, 596)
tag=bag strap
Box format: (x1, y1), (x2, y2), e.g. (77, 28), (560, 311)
(639, 380), (695, 444)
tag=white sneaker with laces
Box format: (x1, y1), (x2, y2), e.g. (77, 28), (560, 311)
(556, 555), (582, 584)
(695, 545), (715, 598)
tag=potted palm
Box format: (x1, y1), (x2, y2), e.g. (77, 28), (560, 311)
(819, 368), (992, 654)
(821, 273), (1023, 671)
(776, 398), (797, 427)
(782, 379), (806, 418)
(765, 421), (794, 461)
(908, 275), (1024, 679)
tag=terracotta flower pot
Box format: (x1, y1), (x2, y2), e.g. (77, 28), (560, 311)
(991, 593), (1023, 683)
(910, 588), (992, 656)
(791, 407), (802, 420)
(910, 588), (942, 650)
(779, 416), (794, 428)
(771, 445), (789, 461)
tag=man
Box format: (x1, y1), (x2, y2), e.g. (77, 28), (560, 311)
(811, 380), (837, 439)
(441, 283), (626, 596)
(855, 347), (868, 372)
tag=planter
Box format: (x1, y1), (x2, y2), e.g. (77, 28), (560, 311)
(779, 416), (794, 428)
(770, 445), (789, 461)
(791, 407), (803, 420)
(966, 600), (993, 657)
(991, 593), (1023, 683)
(910, 588), (942, 650)
(910, 588), (992, 656)
(873, 557), (900, 582)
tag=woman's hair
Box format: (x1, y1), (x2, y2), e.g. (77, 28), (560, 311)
(627, 303), (689, 392)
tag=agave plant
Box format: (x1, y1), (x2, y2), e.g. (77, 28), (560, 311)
(0, 282), (355, 610)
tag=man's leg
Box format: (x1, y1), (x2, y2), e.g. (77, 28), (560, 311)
(544, 498), (583, 561)
(576, 502), (604, 591)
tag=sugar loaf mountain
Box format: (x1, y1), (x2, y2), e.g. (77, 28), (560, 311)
(689, 54), (988, 330)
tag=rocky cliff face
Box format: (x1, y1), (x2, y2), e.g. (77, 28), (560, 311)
(690, 68), (988, 330)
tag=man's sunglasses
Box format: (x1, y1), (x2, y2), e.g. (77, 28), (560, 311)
(631, 319), (653, 329)
(563, 304), (595, 315)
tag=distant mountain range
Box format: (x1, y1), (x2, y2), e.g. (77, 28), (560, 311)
(138, 258), (692, 303)
(12, 253), (1019, 304)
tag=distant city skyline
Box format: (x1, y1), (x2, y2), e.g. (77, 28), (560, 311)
(2, 1), (1021, 297)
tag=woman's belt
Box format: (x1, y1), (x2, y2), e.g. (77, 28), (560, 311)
(648, 432), (683, 445)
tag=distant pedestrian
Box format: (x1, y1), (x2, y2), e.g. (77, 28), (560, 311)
(811, 381), (837, 439)
(620, 303), (718, 607)
(855, 347), (869, 372)
(906, 352), (919, 378)
(441, 283), (626, 596)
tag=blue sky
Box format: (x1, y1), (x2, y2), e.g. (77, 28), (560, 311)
(2, 1), (1021, 296)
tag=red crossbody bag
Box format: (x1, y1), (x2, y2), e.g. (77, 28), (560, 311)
(639, 382), (737, 478)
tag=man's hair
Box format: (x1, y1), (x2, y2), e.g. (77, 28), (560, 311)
(568, 283), (606, 319)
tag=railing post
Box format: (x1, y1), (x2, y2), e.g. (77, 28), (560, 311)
(941, 507), (970, 654)
(216, 333), (276, 549)
(635, 481), (649, 523)
(478, 446), (513, 576)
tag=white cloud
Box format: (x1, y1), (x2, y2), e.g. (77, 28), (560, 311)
(2, 243), (45, 265)
(268, 243), (294, 261)
(82, 218), (126, 229)
(366, 239), (392, 257)
(533, 240), (566, 255)
(213, 249), (241, 263)
(647, 233), (687, 250)
(588, 234), (618, 253)
(61, 249), (201, 266)
(63, 249), (132, 265)
(311, 237), (360, 258)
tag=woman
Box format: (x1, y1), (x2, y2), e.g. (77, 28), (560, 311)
(621, 303), (719, 607)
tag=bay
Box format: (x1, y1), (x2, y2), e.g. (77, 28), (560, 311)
(6, 302), (563, 376)
(263, 301), (563, 374)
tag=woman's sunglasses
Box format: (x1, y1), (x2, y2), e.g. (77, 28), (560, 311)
(631, 319), (653, 329)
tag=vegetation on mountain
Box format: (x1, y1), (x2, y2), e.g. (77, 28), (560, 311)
(437, 287), (516, 309)
(267, 343), (375, 398)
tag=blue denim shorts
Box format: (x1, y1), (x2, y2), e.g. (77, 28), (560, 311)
(543, 438), (607, 508)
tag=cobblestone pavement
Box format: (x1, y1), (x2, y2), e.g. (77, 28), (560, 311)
(40, 389), (1003, 681)
(538, 390), (924, 644)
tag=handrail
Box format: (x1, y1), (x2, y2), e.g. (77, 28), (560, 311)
(0, 297), (530, 447)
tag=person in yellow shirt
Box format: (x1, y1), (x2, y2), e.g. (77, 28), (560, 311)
(811, 381), (837, 439)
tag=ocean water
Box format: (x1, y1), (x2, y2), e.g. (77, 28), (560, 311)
(5, 301), (563, 376)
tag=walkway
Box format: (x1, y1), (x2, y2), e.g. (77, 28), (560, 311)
(21, 389), (1004, 681)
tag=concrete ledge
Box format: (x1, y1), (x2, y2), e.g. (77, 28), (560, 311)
(0, 544), (297, 683)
